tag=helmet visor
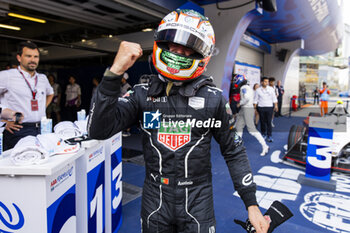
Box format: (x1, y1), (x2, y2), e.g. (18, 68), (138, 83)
(155, 29), (212, 58)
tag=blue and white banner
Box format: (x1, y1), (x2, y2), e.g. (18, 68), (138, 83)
(234, 62), (261, 89)
(306, 126), (333, 181)
(241, 32), (271, 54)
(88, 161), (105, 233)
(47, 163), (76, 233)
(111, 147), (122, 233)
(47, 185), (76, 233)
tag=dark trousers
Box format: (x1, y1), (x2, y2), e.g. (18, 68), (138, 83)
(277, 97), (283, 117)
(258, 107), (273, 137)
(3, 124), (40, 151)
(66, 105), (78, 122)
(314, 96), (319, 105)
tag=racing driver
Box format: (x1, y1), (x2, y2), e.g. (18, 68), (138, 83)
(88, 9), (269, 233)
(234, 74), (269, 156)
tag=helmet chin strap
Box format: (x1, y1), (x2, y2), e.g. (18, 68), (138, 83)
(166, 82), (173, 96)
(157, 74), (184, 96)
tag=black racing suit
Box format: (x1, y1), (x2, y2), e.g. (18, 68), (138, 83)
(88, 70), (258, 233)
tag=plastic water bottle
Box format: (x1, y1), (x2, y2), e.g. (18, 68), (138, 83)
(41, 117), (52, 134)
(77, 109), (86, 121)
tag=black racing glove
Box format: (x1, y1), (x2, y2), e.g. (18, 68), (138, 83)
(234, 201), (293, 233)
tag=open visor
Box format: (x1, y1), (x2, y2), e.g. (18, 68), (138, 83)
(155, 29), (213, 58)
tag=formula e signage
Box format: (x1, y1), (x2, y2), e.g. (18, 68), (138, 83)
(0, 201), (25, 232)
(47, 186), (76, 233)
(300, 191), (350, 233)
(111, 147), (122, 232)
(241, 31), (271, 54)
(88, 161), (105, 233)
(306, 126), (333, 181)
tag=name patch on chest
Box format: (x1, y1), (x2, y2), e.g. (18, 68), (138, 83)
(188, 97), (205, 110)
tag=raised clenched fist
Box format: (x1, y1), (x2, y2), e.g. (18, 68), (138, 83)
(110, 41), (143, 75)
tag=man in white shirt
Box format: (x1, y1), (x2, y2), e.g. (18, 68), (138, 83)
(253, 77), (278, 142)
(0, 105), (22, 122)
(0, 41), (54, 150)
(65, 76), (81, 121)
(269, 77), (278, 127)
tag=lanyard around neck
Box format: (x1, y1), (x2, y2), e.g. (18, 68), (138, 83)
(18, 68), (38, 99)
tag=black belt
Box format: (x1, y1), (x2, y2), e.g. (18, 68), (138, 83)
(146, 172), (211, 188)
(21, 122), (40, 128)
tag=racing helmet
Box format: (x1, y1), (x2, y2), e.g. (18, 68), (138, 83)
(334, 100), (346, 115)
(233, 74), (247, 88)
(152, 9), (215, 82)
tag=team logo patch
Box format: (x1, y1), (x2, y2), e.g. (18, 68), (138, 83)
(143, 110), (162, 129)
(167, 66), (179, 74)
(158, 122), (191, 151)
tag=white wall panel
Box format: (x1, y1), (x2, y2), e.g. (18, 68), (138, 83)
(236, 45), (264, 68)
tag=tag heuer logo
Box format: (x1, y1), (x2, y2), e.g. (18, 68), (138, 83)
(167, 66), (179, 74)
(143, 110), (162, 129)
(158, 122), (191, 151)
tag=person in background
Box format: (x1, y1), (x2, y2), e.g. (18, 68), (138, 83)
(88, 9), (269, 233)
(120, 72), (132, 97)
(120, 72), (132, 137)
(46, 74), (61, 123)
(92, 77), (100, 97)
(320, 82), (330, 116)
(254, 77), (278, 142)
(229, 74), (241, 120)
(139, 74), (152, 84)
(234, 75), (269, 156)
(4, 64), (11, 70)
(0, 41), (54, 150)
(275, 80), (284, 117)
(299, 83), (307, 106)
(313, 87), (319, 105)
(268, 77), (278, 127)
(65, 76), (81, 121)
(253, 83), (260, 126)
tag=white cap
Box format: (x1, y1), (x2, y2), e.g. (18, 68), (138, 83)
(123, 72), (129, 80)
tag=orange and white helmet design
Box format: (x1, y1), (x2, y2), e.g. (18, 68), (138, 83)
(152, 9), (215, 82)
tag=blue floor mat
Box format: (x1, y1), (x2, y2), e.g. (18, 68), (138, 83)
(119, 116), (350, 233)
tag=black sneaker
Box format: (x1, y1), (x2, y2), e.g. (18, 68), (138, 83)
(267, 136), (273, 142)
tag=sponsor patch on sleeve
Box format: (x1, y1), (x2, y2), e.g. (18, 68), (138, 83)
(225, 102), (233, 115)
(123, 90), (134, 98)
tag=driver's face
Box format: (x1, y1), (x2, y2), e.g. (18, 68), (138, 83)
(168, 42), (195, 56)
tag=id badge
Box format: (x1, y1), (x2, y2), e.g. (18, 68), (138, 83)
(31, 99), (38, 111)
